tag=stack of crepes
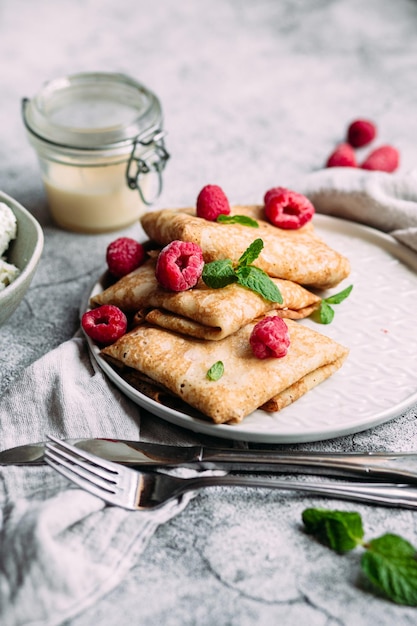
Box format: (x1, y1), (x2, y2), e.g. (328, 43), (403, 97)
(92, 204), (350, 425)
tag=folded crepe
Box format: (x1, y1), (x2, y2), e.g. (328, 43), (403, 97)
(101, 317), (349, 424)
(91, 257), (321, 341)
(141, 205), (350, 289)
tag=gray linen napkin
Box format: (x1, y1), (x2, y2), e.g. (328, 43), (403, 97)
(1, 168), (416, 626)
(0, 334), (220, 626)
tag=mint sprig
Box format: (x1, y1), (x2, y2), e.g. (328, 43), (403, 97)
(302, 507), (417, 606)
(217, 214), (259, 228)
(202, 239), (283, 304)
(312, 284), (353, 324)
(206, 361), (224, 381)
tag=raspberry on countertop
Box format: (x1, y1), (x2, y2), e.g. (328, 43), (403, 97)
(347, 119), (377, 148)
(325, 143), (357, 168)
(361, 145), (400, 173)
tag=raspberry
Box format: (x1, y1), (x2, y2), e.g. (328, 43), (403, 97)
(263, 186), (285, 206)
(347, 119), (377, 148)
(325, 143), (357, 168)
(250, 316), (290, 359)
(81, 304), (127, 346)
(196, 184), (230, 221)
(155, 240), (204, 291)
(264, 187), (315, 229)
(361, 145), (399, 173)
(106, 237), (145, 278)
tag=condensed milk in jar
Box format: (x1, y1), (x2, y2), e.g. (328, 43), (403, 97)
(22, 72), (169, 233)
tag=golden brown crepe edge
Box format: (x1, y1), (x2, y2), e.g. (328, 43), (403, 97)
(141, 302), (321, 341)
(260, 352), (348, 413)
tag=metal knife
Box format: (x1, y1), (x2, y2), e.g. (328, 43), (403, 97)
(2, 438), (417, 483)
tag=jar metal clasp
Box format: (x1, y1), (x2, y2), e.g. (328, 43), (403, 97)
(126, 128), (170, 206)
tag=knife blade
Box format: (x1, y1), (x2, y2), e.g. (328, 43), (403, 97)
(2, 438), (417, 483)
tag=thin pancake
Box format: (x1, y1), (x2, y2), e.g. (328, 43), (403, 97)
(260, 356), (347, 413)
(105, 358), (346, 418)
(141, 205), (350, 289)
(101, 317), (349, 424)
(91, 256), (321, 340)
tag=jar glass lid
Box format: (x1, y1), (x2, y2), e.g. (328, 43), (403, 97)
(22, 72), (163, 150)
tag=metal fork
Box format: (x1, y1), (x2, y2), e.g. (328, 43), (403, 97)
(44, 436), (417, 511)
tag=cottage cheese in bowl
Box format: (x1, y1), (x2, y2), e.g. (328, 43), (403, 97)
(0, 202), (20, 291)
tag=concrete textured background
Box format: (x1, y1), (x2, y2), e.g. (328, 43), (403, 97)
(1, 0), (417, 624)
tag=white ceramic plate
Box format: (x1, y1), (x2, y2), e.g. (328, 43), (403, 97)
(84, 215), (417, 443)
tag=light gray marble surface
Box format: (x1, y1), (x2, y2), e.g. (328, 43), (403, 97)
(1, 0), (417, 624)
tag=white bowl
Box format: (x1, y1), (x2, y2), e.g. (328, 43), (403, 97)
(0, 191), (44, 325)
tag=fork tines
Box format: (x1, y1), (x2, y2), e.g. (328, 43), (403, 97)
(44, 434), (121, 499)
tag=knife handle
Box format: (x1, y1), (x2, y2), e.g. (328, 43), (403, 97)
(201, 449), (417, 484)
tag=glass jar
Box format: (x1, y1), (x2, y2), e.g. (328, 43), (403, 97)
(22, 72), (169, 233)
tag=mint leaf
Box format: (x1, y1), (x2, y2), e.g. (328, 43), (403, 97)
(302, 508), (364, 553)
(206, 361), (224, 381)
(236, 265), (283, 303)
(315, 301), (335, 324)
(325, 284), (353, 305)
(310, 283), (353, 324)
(238, 238), (264, 266)
(217, 214), (259, 228)
(202, 259), (237, 288)
(361, 534), (417, 606)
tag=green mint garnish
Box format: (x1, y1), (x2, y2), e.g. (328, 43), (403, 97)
(361, 534), (417, 606)
(316, 300), (335, 325)
(206, 361), (224, 381)
(202, 239), (283, 304)
(202, 259), (237, 288)
(325, 284), (353, 304)
(217, 214), (259, 228)
(312, 284), (353, 324)
(238, 238), (264, 266)
(236, 265), (283, 303)
(302, 508), (364, 553)
(302, 507), (417, 606)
